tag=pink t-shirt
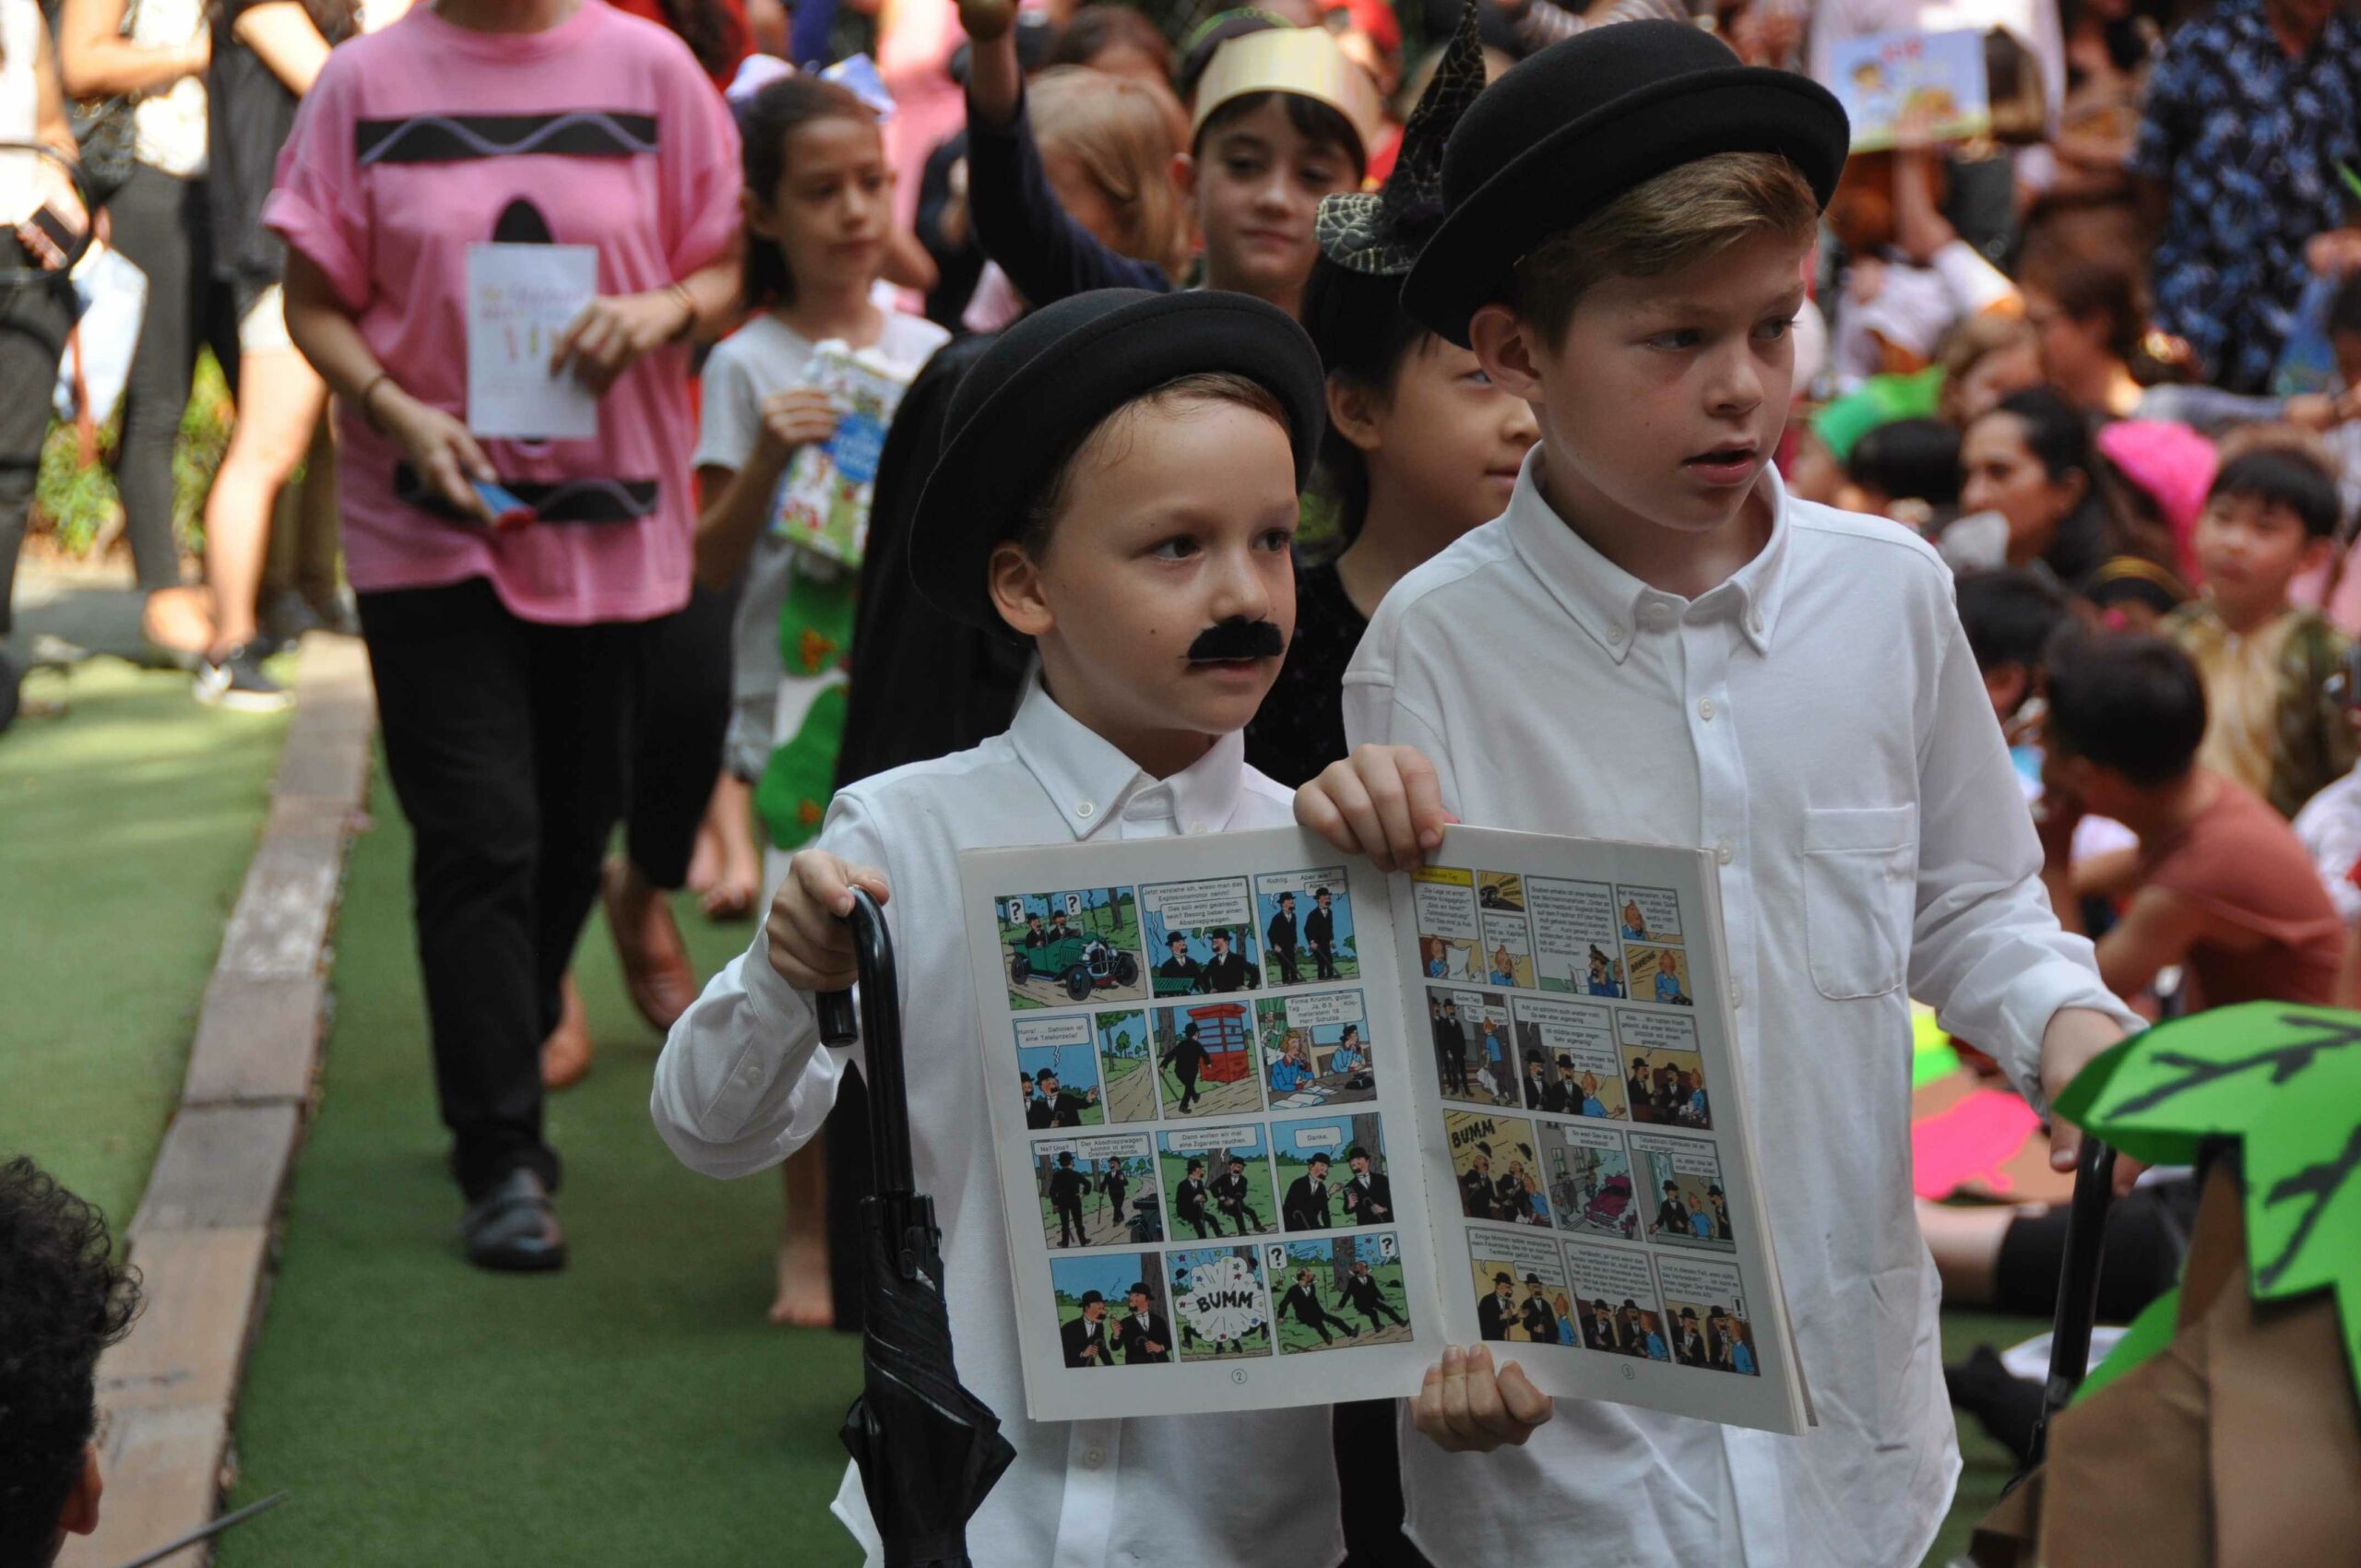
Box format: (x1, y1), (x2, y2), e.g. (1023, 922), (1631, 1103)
(264, 0), (742, 624)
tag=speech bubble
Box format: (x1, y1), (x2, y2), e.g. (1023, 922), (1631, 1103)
(1615, 885), (1684, 944)
(1257, 866), (1348, 901)
(1412, 869), (1478, 942)
(1631, 1132), (1723, 1179)
(1616, 1012), (1702, 1052)
(1014, 1015), (1095, 1051)
(1145, 876), (1252, 930)
(1290, 1125), (1343, 1150)
(1655, 1256), (1746, 1311)
(1468, 1225), (1566, 1281)
(1528, 877), (1618, 957)
(1284, 991), (1364, 1028)
(1165, 1124), (1262, 1156)
(1545, 1119), (1628, 1158)
(1078, 1134), (1149, 1164)
(1037, 1139), (1079, 1161)
(1563, 1241), (1659, 1304)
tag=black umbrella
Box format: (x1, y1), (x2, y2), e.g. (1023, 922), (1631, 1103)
(819, 887), (1015, 1565)
(2019, 1135), (2118, 1479)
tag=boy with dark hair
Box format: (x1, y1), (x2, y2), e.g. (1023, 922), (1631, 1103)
(2040, 629), (2342, 1010)
(2163, 444), (2355, 819)
(1954, 566), (2069, 727)
(655, 289), (1339, 1564)
(0, 1156), (140, 1568)
(1296, 21), (2137, 1562)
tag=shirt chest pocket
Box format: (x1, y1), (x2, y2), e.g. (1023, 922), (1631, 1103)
(1801, 804), (1918, 1001)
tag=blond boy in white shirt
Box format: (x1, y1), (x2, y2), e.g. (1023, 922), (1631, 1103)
(651, 289), (1347, 1566)
(1296, 23), (2142, 1567)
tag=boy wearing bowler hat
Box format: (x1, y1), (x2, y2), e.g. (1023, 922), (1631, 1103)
(654, 290), (1343, 1566)
(1296, 21), (2142, 1565)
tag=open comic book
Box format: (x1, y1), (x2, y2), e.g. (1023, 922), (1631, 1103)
(957, 825), (1812, 1434)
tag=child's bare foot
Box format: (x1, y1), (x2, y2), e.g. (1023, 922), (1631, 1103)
(700, 773), (761, 922)
(142, 587), (215, 661)
(686, 815), (726, 899)
(769, 1233), (835, 1327)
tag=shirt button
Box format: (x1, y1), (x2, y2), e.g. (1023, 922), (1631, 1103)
(1728, 980), (1743, 1009)
(1075, 801), (1096, 819)
(1607, 624), (1627, 644)
(1750, 612), (1764, 634)
(1715, 840), (1734, 865)
(1644, 603), (1673, 629)
(1697, 698), (1716, 721)
(1082, 1447), (1105, 1469)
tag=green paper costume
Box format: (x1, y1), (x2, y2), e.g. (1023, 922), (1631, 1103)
(755, 559), (858, 851)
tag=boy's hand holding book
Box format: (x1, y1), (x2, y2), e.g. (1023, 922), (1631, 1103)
(1295, 745), (1457, 873)
(1413, 1344), (1552, 1454)
(767, 849), (893, 992)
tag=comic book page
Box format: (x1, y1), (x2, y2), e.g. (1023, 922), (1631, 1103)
(960, 828), (1438, 1421)
(1396, 826), (1809, 1434)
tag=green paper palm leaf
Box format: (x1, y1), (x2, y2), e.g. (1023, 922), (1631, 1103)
(2054, 1003), (2361, 1399)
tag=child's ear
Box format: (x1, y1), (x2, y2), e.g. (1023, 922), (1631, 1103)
(1325, 374), (1385, 454)
(2301, 533), (2338, 575)
(1468, 303), (1546, 403)
(1171, 150), (1199, 208)
(989, 540), (1056, 638)
(742, 186), (779, 243)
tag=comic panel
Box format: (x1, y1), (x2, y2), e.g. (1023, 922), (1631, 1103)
(1479, 905), (1536, 991)
(1625, 944), (1696, 1009)
(1167, 1246), (1274, 1362)
(1565, 1240), (1671, 1362)
(1157, 1123), (1277, 1241)
(1267, 1231), (1413, 1353)
(1476, 871), (1525, 914)
(1253, 868), (1360, 987)
(1142, 876), (1262, 999)
(998, 887), (1145, 1011)
(1411, 865), (1480, 984)
(1425, 985), (1520, 1108)
(1467, 1226), (1574, 1348)
(1655, 1256), (1760, 1375)
(1445, 1110), (1549, 1227)
(1014, 1016), (1105, 1129)
(1035, 1133), (1158, 1250)
(1616, 1012), (1714, 1131)
(1614, 885), (1686, 946)
(1510, 995), (1627, 1120)
(1257, 990), (1377, 1111)
(1093, 1008), (1157, 1125)
(1050, 1253), (1172, 1369)
(1269, 1111), (1392, 1232)
(1528, 876), (1628, 998)
(1149, 1001), (1265, 1121)
(1540, 1121), (1641, 1244)
(1629, 1131), (1737, 1253)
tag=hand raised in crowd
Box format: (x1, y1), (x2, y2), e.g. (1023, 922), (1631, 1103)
(377, 387), (497, 522)
(955, 0), (1016, 42)
(756, 387), (843, 464)
(767, 849), (893, 992)
(1412, 1343), (1552, 1454)
(1296, 744), (1456, 873)
(550, 288), (694, 395)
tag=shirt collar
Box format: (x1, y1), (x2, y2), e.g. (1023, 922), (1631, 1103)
(1008, 678), (1247, 839)
(1501, 446), (1791, 664)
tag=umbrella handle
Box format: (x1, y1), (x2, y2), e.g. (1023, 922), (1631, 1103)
(817, 887), (916, 1204)
(2025, 1136), (2116, 1472)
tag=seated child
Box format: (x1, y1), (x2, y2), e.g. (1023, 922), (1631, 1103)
(2161, 443), (2357, 819)
(654, 289), (1334, 1563)
(1296, 22), (2138, 1563)
(2038, 627), (2343, 1010)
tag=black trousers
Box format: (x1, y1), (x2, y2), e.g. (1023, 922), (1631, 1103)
(359, 576), (653, 1200)
(106, 162), (240, 592)
(0, 242), (71, 639)
(623, 578), (733, 889)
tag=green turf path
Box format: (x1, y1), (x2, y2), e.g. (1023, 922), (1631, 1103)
(219, 754), (862, 1566)
(0, 657), (289, 1229)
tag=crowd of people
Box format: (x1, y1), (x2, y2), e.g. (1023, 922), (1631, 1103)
(8, 0), (2361, 1560)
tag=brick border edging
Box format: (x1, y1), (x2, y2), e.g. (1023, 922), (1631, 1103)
(61, 636), (374, 1568)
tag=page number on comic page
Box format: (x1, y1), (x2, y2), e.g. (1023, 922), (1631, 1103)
(1232, 1369), (1249, 1384)
(1621, 1364), (1636, 1381)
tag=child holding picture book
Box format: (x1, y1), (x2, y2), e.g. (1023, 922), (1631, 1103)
(688, 73), (948, 1326)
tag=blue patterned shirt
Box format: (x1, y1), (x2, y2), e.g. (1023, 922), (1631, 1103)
(2131, 0), (2361, 392)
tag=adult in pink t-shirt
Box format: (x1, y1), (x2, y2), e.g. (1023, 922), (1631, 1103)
(267, 0), (742, 1270)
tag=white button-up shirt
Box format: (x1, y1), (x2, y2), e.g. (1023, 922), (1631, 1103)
(1343, 456), (2137, 1568)
(653, 682), (1342, 1568)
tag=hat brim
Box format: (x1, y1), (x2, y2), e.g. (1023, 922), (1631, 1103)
(1403, 67), (1848, 347)
(910, 291), (1326, 631)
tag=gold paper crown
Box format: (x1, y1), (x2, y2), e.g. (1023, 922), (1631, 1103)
(1188, 28), (1383, 160)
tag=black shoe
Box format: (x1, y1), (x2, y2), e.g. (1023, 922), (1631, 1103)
(461, 1169), (568, 1272)
(195, 644), (291, 712)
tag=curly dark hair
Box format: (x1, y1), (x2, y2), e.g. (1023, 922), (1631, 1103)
(0, 1157), (141, 1568)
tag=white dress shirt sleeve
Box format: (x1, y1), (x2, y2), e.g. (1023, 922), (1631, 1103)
(650, 791), (889, 1179)
(1341, 635), (1464, 814)
(1906, 609), (2141, 1105)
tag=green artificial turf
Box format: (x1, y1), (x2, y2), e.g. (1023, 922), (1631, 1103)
(0, 657), (290, 1229)
(1925, 1307), (2050, 1567)
(219, 756), (862, 1567)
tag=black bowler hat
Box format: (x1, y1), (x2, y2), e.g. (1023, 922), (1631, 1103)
(909, 290), (1326, 629)
(1403, 20), (1849, 346)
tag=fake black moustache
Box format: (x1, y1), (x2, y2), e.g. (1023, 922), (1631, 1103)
(1186, 619), (1286, 661)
